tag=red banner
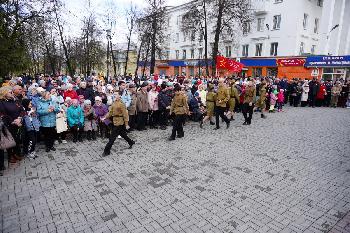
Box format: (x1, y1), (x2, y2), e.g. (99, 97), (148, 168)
(216, 56), (244, 72)
(277, 58), (306, 67)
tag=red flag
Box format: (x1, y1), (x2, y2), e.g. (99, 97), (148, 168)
(216, 56), (228, 69)
(227, 59), (244, 72)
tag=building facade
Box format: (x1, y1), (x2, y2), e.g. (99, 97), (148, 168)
(139, 0), (350, 80)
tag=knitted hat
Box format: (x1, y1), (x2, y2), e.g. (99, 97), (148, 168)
(84, 100), (91, 106)
(95, 96), (102, 102)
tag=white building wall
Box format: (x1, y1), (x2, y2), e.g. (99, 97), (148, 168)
(163, 0), (348, 60)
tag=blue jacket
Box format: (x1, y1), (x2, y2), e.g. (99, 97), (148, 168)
(23, 113), (41, 132)
(37, 98), (59, 127)
(67, 105), (84, 127)
(120, 90), (131, 108)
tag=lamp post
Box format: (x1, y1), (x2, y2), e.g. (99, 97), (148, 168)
(106, 29), (111, 82)
(324, 24), (339, 55)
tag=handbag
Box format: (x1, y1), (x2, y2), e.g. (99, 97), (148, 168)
(0, 127), (16, 150)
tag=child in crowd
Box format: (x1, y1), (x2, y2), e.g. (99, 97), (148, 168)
(277, 89), (285, 112)
(67, 99), (84, 142)
(83, 100), (97, 140)
(269, 89), (278, 113)
(22, 99), (41, 159)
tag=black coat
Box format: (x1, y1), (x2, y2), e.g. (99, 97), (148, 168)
(0, 99), (25, 127)
(158, 89), (173, 110)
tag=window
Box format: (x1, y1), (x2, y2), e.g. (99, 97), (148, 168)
(275, 0), (283, 3)
(182, 50), (186, 59)
(270, 42), (278, 56)
(176, 33), (179, 43)
(299, 42), (305, 55)
(174, 67), (179, 75)
(175, 50), (179, 59)
(273, 15), (281, 30)
(314, 18), (319, 33)
(225, 46), (232, 57)
(317, 0), (323, 7)
(311, 45), (316, 54)
(190, 49), (195, 59)
(166, 51), (170, 60)
(199, 34), (203, 42)
(198, 48), (203, 58)
(255, 43), (263, 56)
(303, 13), (308, 30)
(242, 45), (249, 57)
(243, 22), (251, 35)
(183, 32), (187, 42)
(257, 18), (265, 32)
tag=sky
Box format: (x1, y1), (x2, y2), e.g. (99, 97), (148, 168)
(61, 0), (190, 46)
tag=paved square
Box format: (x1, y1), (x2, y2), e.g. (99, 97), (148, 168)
(1, 107), (350, 233)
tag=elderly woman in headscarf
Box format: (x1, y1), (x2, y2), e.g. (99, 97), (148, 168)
(83, 99), (97, 140)
(301, 80), (310, 107)
(0, 86), (25, 166)
(93, 96), (110, 138)
(67, 99), (84, 142)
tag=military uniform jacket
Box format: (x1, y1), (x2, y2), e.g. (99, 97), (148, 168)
(216, 85), (230, 107)
(331, 86), (341, 96)
(105, 100), (129, 126)
(170, 92), (189, 115)
(230, 86), (240, 101)
(136, 90), (149, 113)
(206, 92), (216, 115)
(244, 87), (256, 104)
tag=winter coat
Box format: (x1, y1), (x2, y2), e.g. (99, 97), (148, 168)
(136, 90), (149, 113)
(270, 93), (277, 106)
(316, 84), (326, 100)
(67, 105), (84, 127)
(158, 89), (172, 110)
(83, 107), (97, 131)
(36, 98), (59, 127)
(128, 93), (137, 116)
(301, 84), (309, 102)
(148, 90), (159, 111)
(23, 112), (41, 132)
(277, 92), (285, 103)
(93, 103), (111, 125)
(77, 87), (95, 102)
(0, 99), (25, 127)
(120, 89), (131, 108)
(198, 90), (207, 106)
(63, 90), (79, 100)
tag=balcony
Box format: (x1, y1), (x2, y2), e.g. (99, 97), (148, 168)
(252, 0), (268, 15)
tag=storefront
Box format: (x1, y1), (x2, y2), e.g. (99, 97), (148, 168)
(305, 55), (350, 81)
(276, 57), (315, 80)
(240, 58), (277, 78)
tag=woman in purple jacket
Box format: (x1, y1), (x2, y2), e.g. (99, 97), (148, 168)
(93, 96), (111, 138)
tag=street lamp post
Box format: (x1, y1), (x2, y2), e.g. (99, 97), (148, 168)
(324, 24), (339, 55)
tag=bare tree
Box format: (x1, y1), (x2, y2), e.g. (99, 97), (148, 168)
(181, 0), (210, 76)
(124, 4), (138, 77)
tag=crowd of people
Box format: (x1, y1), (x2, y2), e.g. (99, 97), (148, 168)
(0, 74), (349, 175)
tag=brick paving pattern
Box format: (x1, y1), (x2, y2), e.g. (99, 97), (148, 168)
(1, 107), (350, 233)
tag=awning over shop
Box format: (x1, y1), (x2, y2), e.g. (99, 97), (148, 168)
(305, 55), (350, 67)
(240, 58), (277, 67)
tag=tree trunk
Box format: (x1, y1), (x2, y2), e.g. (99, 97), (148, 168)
(142, 38), (151, 79)
(211, 0), (224, 76)
(203, 0), (209, 76)
(109, 40), (117, 77)
(124, 19), (133, 77)
(150, 8), (157, 75)
(135, 39), (144, 77)
(54, 0), (74, 77)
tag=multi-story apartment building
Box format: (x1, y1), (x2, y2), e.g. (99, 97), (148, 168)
(140, 0), (350, 80)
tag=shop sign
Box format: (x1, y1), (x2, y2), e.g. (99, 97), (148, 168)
(157, 62), (169, 67)
(305, 56), (350, 67)
(277, 58), (305, 66)
(311, 68), (319, 76)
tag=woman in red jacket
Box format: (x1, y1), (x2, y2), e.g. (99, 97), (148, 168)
(63, 83), (78, 100)
(316, 81), (326, 107)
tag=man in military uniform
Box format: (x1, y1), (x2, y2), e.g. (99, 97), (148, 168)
(256, 80), (267, 119)
(102, 92), (135, 156)
(169, 84), (189, 140)
(242, 81), (256, 125)
(227, 79), (240, 121)
(214, 79), (230, 130)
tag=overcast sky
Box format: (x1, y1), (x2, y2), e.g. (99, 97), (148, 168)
(61, 0), (190, 45)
